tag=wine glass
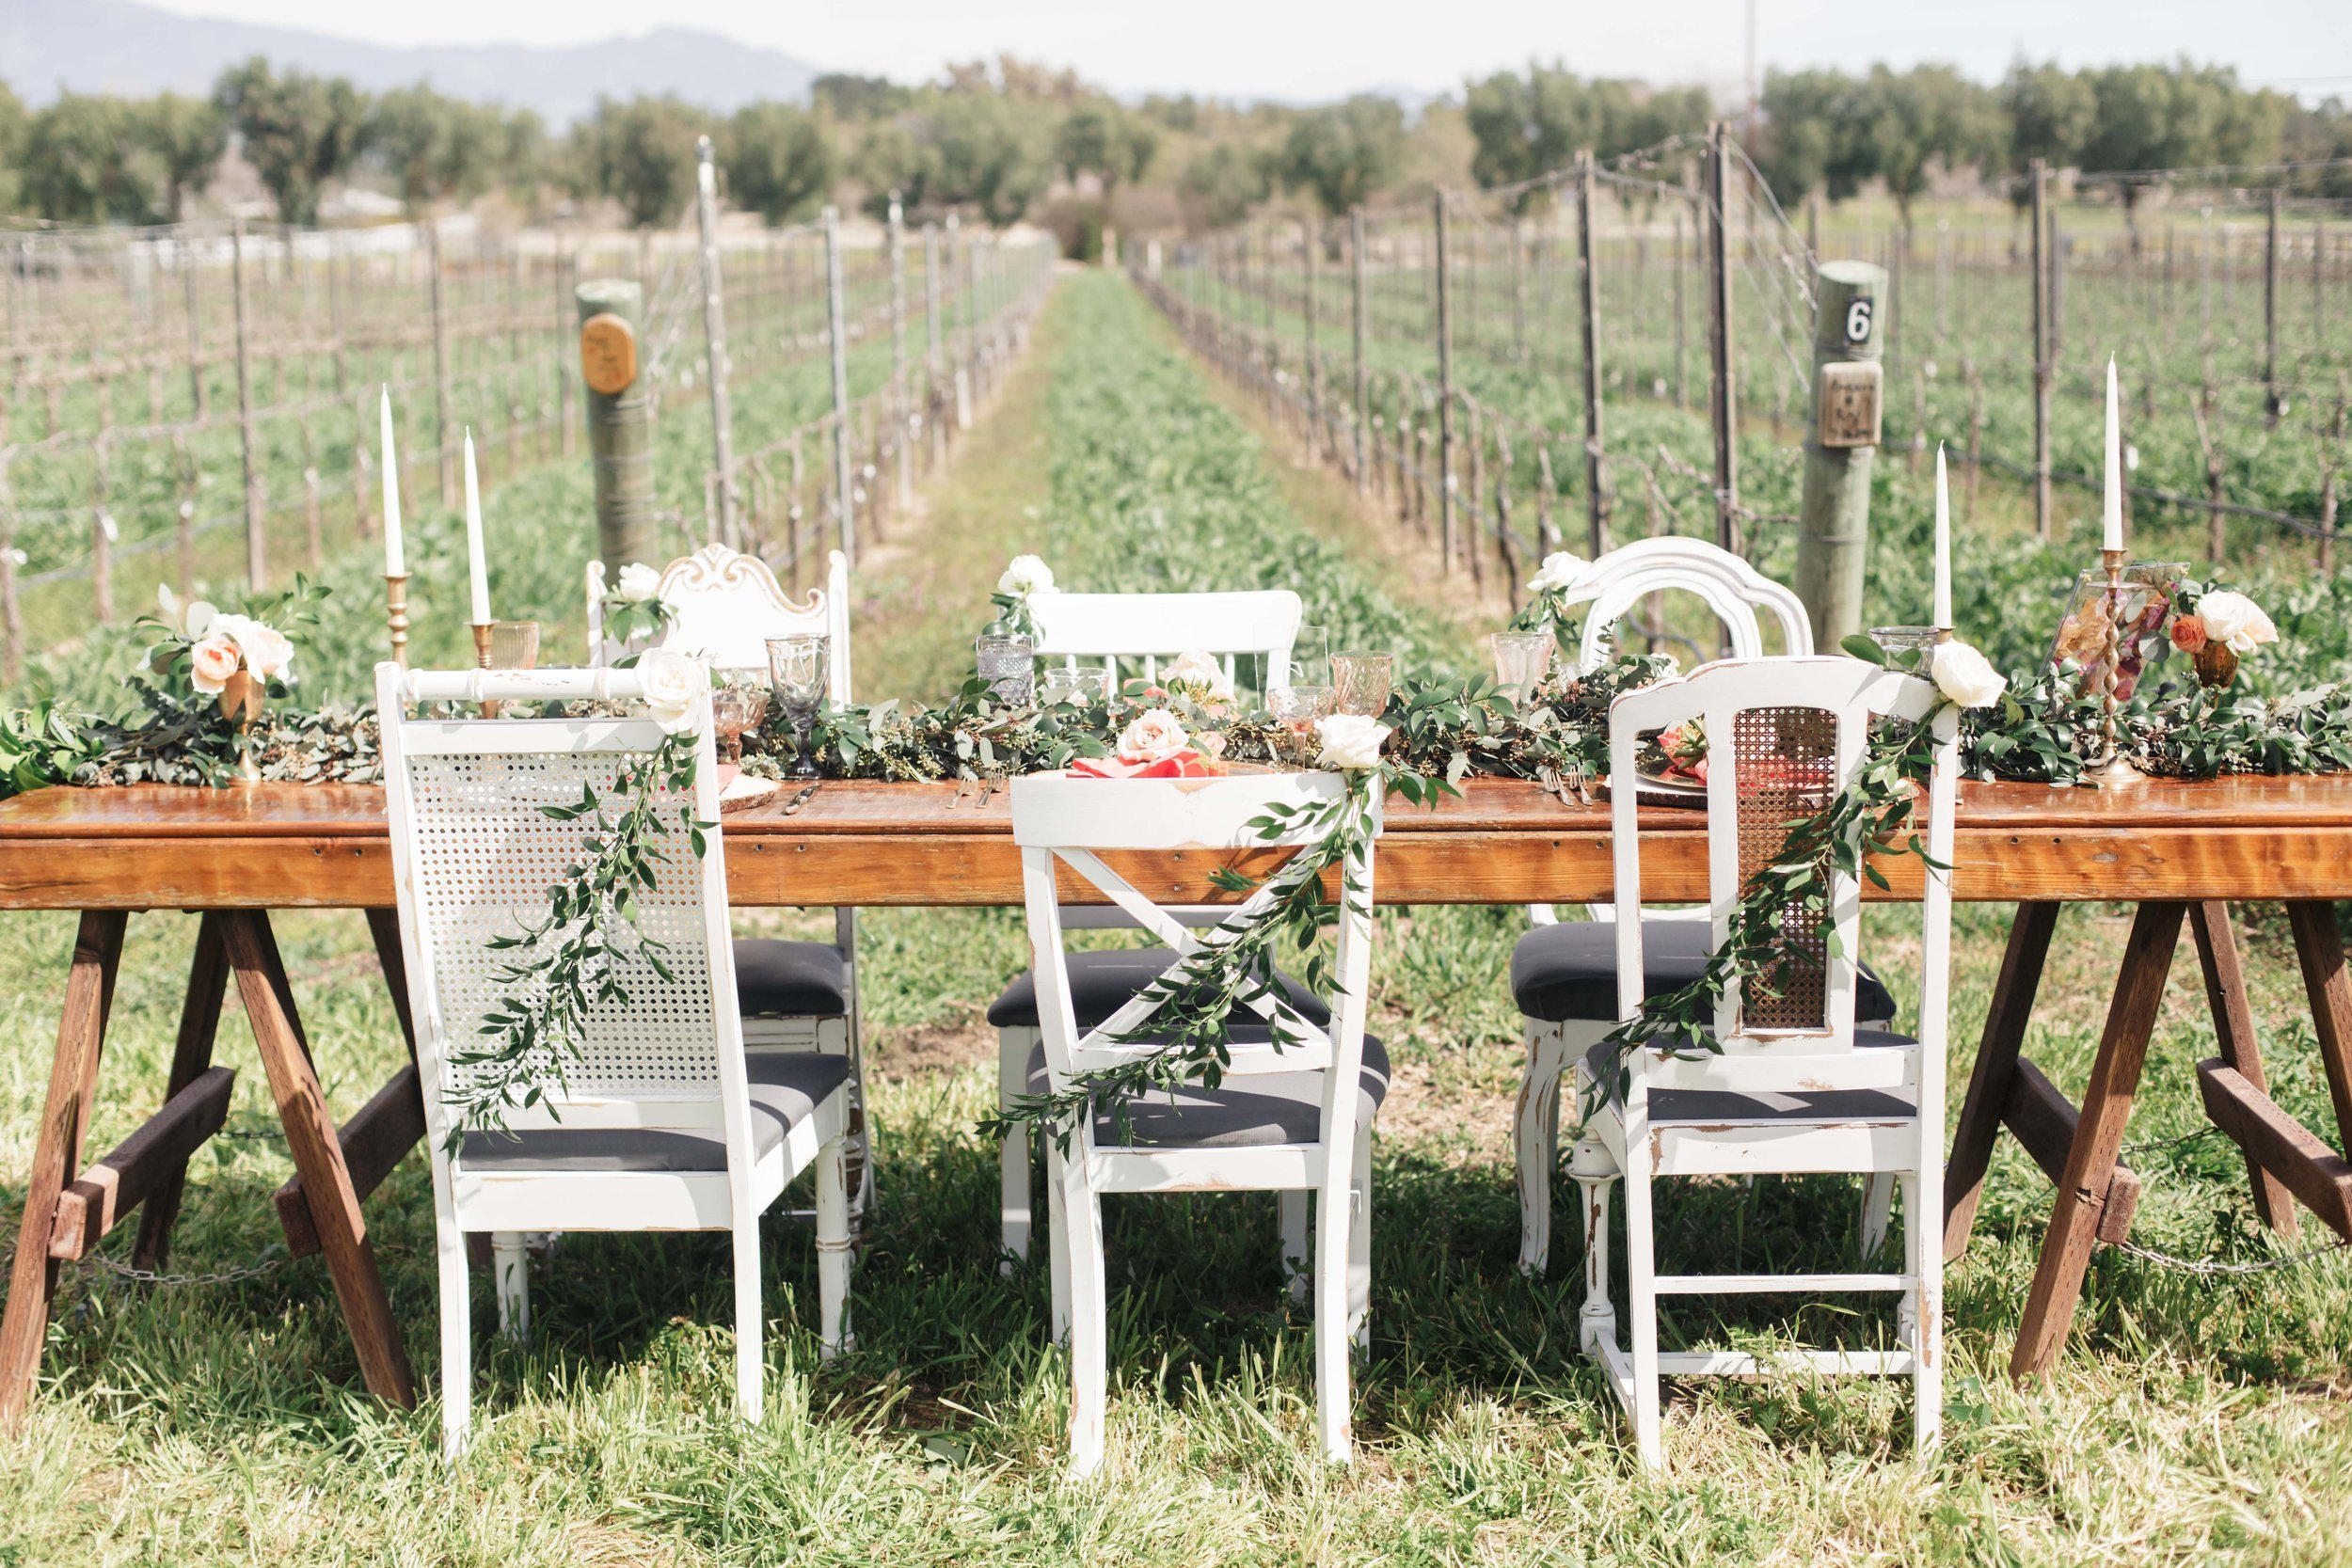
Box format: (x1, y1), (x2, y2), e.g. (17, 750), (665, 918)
(1268, 684), (1334, 767)
(709, 667), (769, 765)
(766, 634), (829, 781)
(1330, 651), (1395, 718)
(1287, 624), (1330, 689)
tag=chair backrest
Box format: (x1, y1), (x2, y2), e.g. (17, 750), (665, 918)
(1564, 538), (1811, 673)
(1028, 589), (1302, 697)
(1009, 772), (1379, 1144)
(1606, 655), (1957, 1087)
(374, 661), (755, 1187)
(588, 546), (853, 703)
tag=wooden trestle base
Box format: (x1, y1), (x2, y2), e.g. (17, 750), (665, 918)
(1942, 899), (2352, 1383)
(0, 909), (421, 1426)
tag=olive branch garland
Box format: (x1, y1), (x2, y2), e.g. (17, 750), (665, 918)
(441, 729), (710, 1148)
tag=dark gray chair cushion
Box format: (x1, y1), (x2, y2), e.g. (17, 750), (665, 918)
(1511, 919), (1899, 1024)
(989, 947), (1332, 1031)
(457, 1053), (851, 1174)
(734, 939), (850, 1019)
(1581, 1033), (1916, 1124)
(1025, 1031), (1389, 1148)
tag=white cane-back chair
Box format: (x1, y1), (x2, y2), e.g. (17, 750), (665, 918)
(991, 589), (1311, 1271)
(1567, 655), (1958, 1467)
(1508, 538), (1901, 1275)
(590, 545), (871, 1219)
(1009, 771), (1385, 1474)
(375, 661), (853, 1456)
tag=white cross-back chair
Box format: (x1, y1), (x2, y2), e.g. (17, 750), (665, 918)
(992, 589), (1313, 1273)
(589, 544), (873, 1221)
(1009, 771), (1384, 1474)
(376, 662), (853, 1457)
(1507, 538), (1903, 1275)
(1567, 655), (1958, 1467)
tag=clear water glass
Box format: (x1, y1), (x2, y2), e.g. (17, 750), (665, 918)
(1288, 624), (1331, 689)
(1330, 651), (1395, 718)
(975, 632), (1035, 706)
(1040, 661), (1113, 707)
(488, 620), (540, 670)
(767, 634), (829, 780)
(1489, 630), (1553, 705)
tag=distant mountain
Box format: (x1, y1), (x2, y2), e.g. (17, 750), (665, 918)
(0, 0), (819, 122)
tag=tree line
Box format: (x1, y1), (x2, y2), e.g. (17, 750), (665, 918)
(0, 52), (2344, 239)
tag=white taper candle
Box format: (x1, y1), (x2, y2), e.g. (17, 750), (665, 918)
(463, 429), (490, 625)
(1933, 441), (1951, 628)
(2103, 354), (2123, 552)
(378, 388), (404, 578)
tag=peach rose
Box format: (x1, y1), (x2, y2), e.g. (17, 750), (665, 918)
(2169, 615), (2207, 654)
(1115, 707), (1190, 765)
(189, 635), (242, 694)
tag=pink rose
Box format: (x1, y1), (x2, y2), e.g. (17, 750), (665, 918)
(189, 635), (242, 694)
(2169, 616), (2207, 654)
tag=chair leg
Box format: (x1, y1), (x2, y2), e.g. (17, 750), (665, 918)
(998, 1027), (1034, 1274)
(1622, 1148), (1664, 1470)
(1904, 1167), (1943, 1456)
(1059, 1148), (1108, 1476)
(491, 1232), (530, 1342)
(1568, 1137), (1619, 1358)
(731, 1214), (763, 1423)
(1046, 1140), (1072, 1342)
(1347, 1125), (1373, 1350)
(1514, 1022), (1573, 1276)
(1858, 1173), (1899, 1259)
(817, 1134), (854, 1359)
(1313, 1157), (1355, 1465)
(1279, 1190), (1311, 1306)
(437, 1226), (473, 1460)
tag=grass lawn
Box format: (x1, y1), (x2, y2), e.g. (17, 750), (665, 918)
(3, 272), (2351, 1565)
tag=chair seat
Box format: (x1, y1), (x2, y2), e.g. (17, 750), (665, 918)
(1581, 1034), (1916, 1124)
(988, 947), (1334, 1031)
(734, 938), (850, 1018)
(1025, 1032), (1389, 1148)
(457, 1053), (852, 1174)
(1512, 919), (1899, 1024)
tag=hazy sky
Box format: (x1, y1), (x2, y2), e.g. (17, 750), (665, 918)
(139, 0), (2352, 103)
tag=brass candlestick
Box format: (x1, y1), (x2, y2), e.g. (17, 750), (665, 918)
(2087, 546), (2144, 788)
(385, 574), (410, 668)
(470, 621), (498, 719)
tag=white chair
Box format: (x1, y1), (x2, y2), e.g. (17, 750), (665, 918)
(375, 661), (853, 1456)
(1508, 537), (1901, 1275)
(1010, 771), (1384, 1473)
(590, 545), (873, 1220)
(1568, 654), (1958, 1466)
(990, 589), (1308, 1272)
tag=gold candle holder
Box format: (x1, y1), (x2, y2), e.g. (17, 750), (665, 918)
(470, 621), (498, 719)
(2086, 546), (2144, 789)
(385, 574), (410, 668)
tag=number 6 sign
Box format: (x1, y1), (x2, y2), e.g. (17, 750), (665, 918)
(1843, 296), (1874, 346)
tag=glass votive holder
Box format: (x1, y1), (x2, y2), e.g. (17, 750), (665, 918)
(975, 632), (1035, 706)
(1039, 661), (1113, 707)
(488, 620), (540, 670)
(1330, 650), (1395, 718)
(1489, 630), (1554, 705)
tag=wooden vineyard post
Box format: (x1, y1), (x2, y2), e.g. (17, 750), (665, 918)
(183, 237), (206, 420)
(429, 224), (454, 508)
(0, 457), (17, 683)
(1576, 150), (1608, 556)
(693, 137), (739, 548)
(575, 277), (656, 572)
(1705, 122), (1739, 554)
(1303, 217), (1320, 460)
(888, 194), (911, 506)
(2030, 159), (2053, 541)
(1793, 261), (1886, 649)
(824, 206), (856, 568)
(2265, 187), (2282, 429)
(1351, 206), (1369, 494)
(557, 250), (577, 458)
(1435, 190), (1456, 575)
(924, 222), (946, 468)
(230, 218), (264, 591)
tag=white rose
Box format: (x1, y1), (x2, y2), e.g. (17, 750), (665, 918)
(1163, 649), (1235, 703)
(1314, 713), (1391, 770)
(636, 648), (709, 736)
(212, 613), (294, 683)
(1930, 640), (2007, 709)
(1526, 551), (1589, 594)
(997, 554), (1057, 596)
(616, 562), (662, 602)
(2194, 591), (2278, 656)
(1115, 707), (1190, 765)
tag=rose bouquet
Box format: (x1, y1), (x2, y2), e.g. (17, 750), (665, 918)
(600, 562), (675, 649)
(1069, 707), (1223, 778)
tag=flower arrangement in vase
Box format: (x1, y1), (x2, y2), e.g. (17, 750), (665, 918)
(145, 585), (306, 781)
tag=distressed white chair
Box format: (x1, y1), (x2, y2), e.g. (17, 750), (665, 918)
(1010, 771), (1384, 1474)
(1508, 538), (1900, 1275)
(1567, 654), (1957, 1467)
(374, 661), (853, 1457)
(990, 589), (1311, 1272)
(589, 545), (872, 1220)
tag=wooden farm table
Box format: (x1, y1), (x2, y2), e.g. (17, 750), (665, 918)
(4, 773), (2352, 1421)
